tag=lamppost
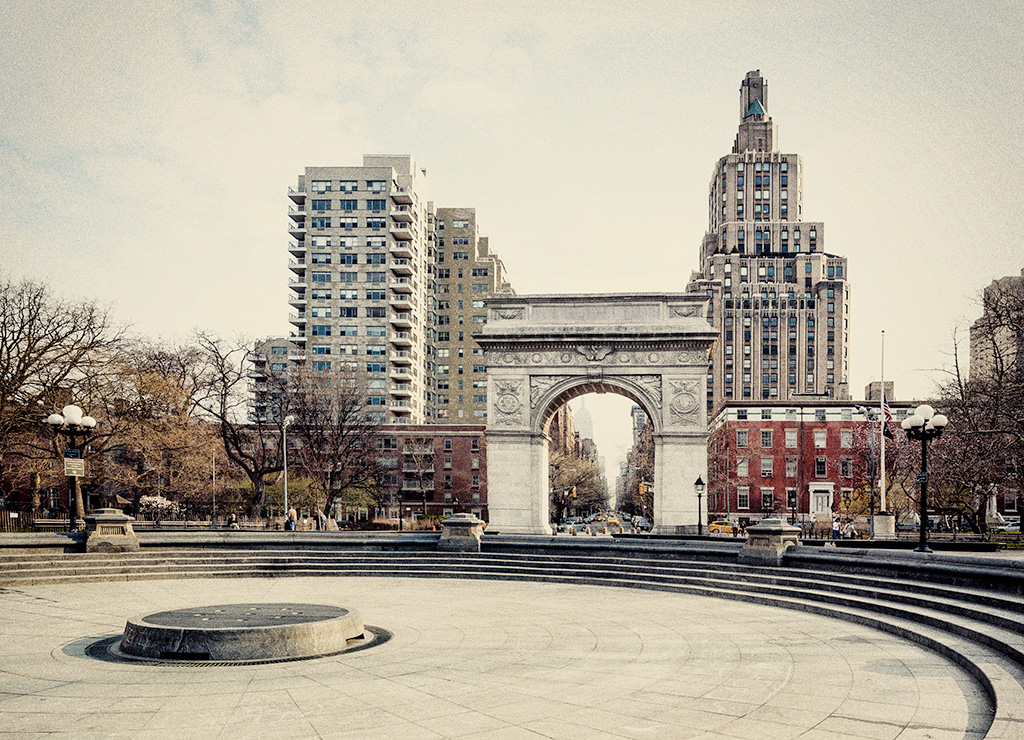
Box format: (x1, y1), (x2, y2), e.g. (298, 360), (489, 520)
(45, 405), (97, 531)
(694, 476), (705, 535)
(282, 415), (295, 520)
(901, 404), (948, 553)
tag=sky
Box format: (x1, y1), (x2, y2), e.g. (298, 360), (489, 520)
(2, 0), (1022, 486)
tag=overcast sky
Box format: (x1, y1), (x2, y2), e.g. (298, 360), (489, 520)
(2, 1), (1022, 486)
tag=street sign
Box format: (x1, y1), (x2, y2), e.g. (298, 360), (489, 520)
(64, 458), (86, 477)
(63, 449), (81, 459)
(916, 472), (929, 484)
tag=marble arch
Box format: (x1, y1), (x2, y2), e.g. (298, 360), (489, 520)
(474, 294), (718, 535)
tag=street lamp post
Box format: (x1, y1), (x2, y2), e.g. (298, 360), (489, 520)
(45, 405), (97, 531)
(694, 476), (705, 536)
(901, 404), (949, 554)
(282, 415), (295, 521)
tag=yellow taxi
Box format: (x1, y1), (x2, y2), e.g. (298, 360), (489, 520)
(708, 519), (742, 535)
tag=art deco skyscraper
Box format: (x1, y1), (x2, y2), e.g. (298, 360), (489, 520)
(690, 70), (851, 411)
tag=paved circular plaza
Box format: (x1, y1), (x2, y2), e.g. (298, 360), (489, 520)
(0, 576), (986, 739)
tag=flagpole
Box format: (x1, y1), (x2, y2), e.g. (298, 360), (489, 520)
(879, 330), (887, 513)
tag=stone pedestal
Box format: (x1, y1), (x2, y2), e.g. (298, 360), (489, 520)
(738, 518), (800, 566)
(84, 508), (140, 553)
(872, 512), (896, 540)
(439, 513), (486, 552)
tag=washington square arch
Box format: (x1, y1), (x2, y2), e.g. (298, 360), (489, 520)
(475, 293), (718, 535)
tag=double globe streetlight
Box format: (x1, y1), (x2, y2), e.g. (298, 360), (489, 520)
(900, 404), (948, 553)
(45, 405), (97, 531)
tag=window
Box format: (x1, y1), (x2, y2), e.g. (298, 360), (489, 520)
(338, 326), (357, 336)
(815, 458), (827, 477)
(473, 364), (486, 373)
(840, 458), (853, 477)
(737, 409), (748, 420)
(366, 289), (386, 300)
(366, 253), (386, 264)
(444, 438), (453, 450)
(736, 430), (748, 447)
(339, 307), (358, 318)
(367, 218), (386, 229)
(311, 345), (331, 355)
(785, 458), (797, 478)
(738, 487), (750, 509)
(840, 430), (853, 448)
(471, 456), (480, 470)
(310, 217), (330, 229)
(815, 409), (826, 421)
(473, 395), (487, 403)
(761, 457), (773, 477)
(270, 345), (287, 355)
(311, 199), (331, 211)
(366, 345), (386, 356)
(311, 180), (332, 193)
(338, 199), (357, 212)
(366, 180), (386, 192)
(338, 272), (357, 283)
(311, 325), (331, 337)
(337, 344), (358, 355)
(366, 307), (386, 318)
(761, 489), (774, 511)
(443, 455), (452, 469)
(366, 199), (387, 212)
(761, 430), (773, 447)
(311, 288), (331, 300)
(366, 363), (385, 373)
(366, 326), (386, 337)
(814, 429), (826, 448)
(310, 306), (331, 318)
(366, 395), (385, 406)
(365, 272), (386, 283)
(737, 459), (749, 477)
(312, 360), (331, 371)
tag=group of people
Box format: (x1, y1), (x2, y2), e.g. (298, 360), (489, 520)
(284, 507), (327, 531)
(831, 518), (858, 539)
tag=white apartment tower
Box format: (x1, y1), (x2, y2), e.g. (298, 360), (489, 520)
(287, 155), (433, 423)
(690, 71), (851, 411)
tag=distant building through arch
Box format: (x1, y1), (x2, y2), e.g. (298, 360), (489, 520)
(475, 293), (717, 534)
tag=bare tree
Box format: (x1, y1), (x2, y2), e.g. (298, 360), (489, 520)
(194, 332), (286, 519)
(549, 447), (606, 522)
(285, 365), (383, 517)
(0, 276), (121, 488)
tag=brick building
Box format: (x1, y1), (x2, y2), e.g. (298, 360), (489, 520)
(370, 424), (487, 523)
(706, 400), (913, 527)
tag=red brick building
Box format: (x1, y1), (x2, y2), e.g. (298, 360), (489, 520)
(706, 400), (914, 527)
(372, 424), (487, 522)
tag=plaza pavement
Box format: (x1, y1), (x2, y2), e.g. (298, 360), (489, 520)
(0, 574), (991, 740)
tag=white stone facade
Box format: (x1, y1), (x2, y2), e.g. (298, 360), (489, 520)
(475, 294), (717, 534)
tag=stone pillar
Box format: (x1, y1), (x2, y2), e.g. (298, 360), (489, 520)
(872, 513), (896, 540)
(485, 430), (552, 535)
(738, 517), (800, 566)
(84, 508), (140, 553)
(652, 433), (707, 534)
(438, 513), (486, 552)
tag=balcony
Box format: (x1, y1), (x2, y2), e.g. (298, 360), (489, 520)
(401, 479), (435, 491)
(288, 241), (306, 256)
(390, 243), (413, 259)
(288, 349), (307, 362)
(390, 258), (413, 276)
(390, 368), (413, 381)
(391, 402), (413, 415)
(289, 330), (307, 344)
(389, 295), (413, 310)
(391, 351), (413, 366)
(390, 206), (413, 223)
(288, 186), (306, 204)
(390, 313), (413, 329)
(288, 221), (306, 238)
(288, 258), (306, 274)
(390, 188), (413, 205)
(288, 293), (307, 307)
(390, 385), (413, 397)
(390, 223), (413, 241)
(288, 312), (306, 326)
(288, 206), (307, 222)
(390, 277), (413, 294)
(289, 277), (307, 291)
(390, 331), (413, 347)
(402, 463), (434, 473)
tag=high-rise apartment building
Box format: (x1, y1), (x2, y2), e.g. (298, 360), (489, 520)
(284, 158), (514, 426)
(969, 268), (1024, 380)
(287, 155), (433, 423)
(690, 71), (851, 412)
(430, 207), (514, 422)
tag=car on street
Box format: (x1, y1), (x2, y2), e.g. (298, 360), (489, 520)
(631, 516), (652, 532)
(708, 519), (742, 535)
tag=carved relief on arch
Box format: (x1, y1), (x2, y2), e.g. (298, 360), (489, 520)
(493, 380), (524, 425)
(668, 380), (701, 425)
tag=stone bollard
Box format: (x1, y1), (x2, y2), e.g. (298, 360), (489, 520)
(438, 513), (486, 552)
(83, 508), (141, 553)
(738, 518), (800, 566)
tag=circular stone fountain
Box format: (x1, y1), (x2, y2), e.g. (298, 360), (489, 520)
(118, 603), (365, 663)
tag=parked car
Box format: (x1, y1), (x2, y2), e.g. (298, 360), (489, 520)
(708, 519), (742, 535)
(632, 516), (652, 532)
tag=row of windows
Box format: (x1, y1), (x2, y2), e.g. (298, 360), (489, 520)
(310, 199), (388, 212)
(310, 180), (387, 193)
(309, 217), (389, 229)
(734, 456), (855, 478)
(733, 485), (854, 511)
(307, 236), (387, 248)
(734, 427), (855, 448)
(310, 272), (389, 283)
(309, 253), (389, 265)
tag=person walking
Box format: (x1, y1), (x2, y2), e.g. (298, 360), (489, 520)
(286, 506), (297, 531)
(831, 518), (841, 540)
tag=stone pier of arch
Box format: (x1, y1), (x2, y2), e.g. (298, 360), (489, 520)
(475, 293), (718, 535)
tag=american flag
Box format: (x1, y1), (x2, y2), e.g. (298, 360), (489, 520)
(882, 395), (894, 439)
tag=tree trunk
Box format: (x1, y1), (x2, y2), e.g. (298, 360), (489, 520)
(249, 475), (266, 520)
